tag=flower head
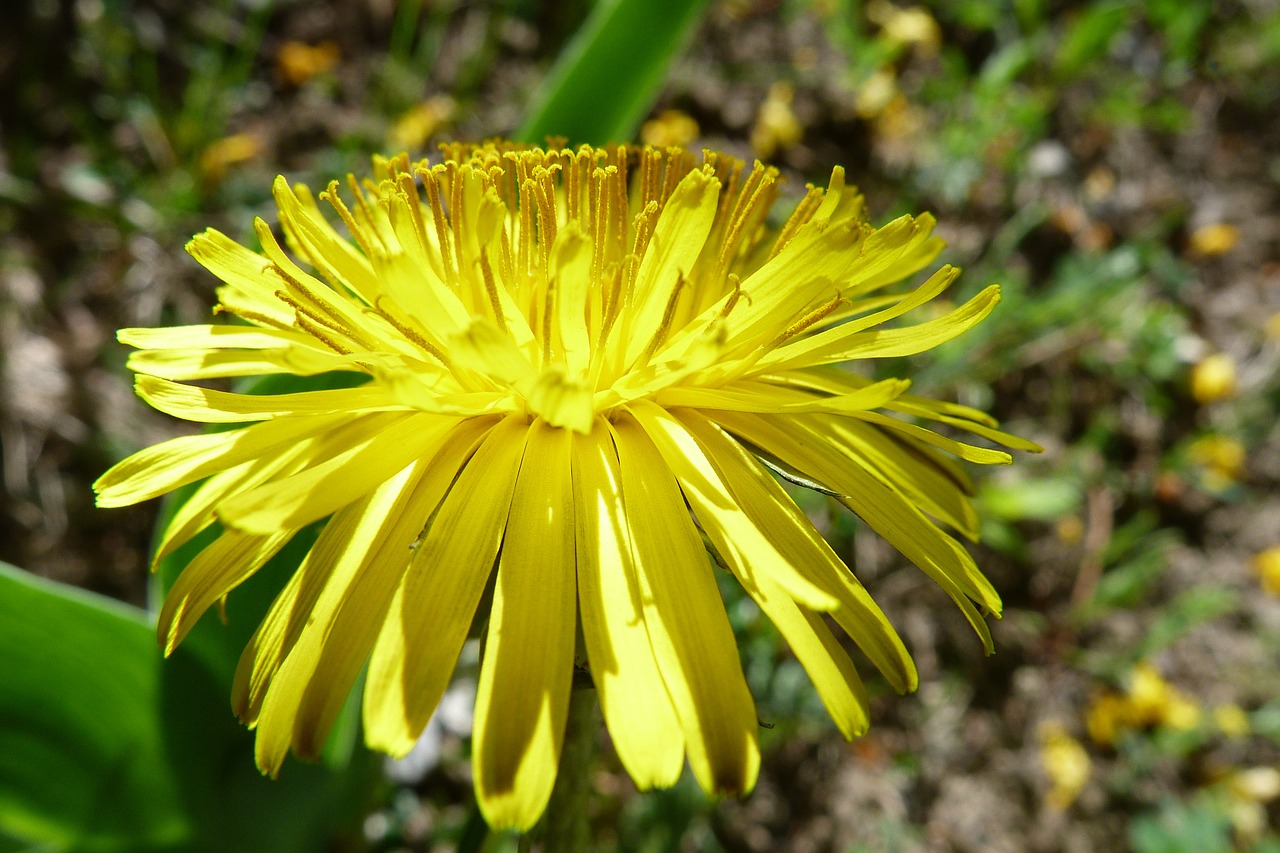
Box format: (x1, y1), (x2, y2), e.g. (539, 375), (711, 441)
(95, 142), (1036, 829)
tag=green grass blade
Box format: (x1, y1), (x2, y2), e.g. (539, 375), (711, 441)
(517, 0), (713, 146)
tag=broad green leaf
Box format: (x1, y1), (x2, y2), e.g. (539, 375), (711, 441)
(0, 561), (373, 853)
(517, 0), (714, 146)
(0, 563), (191, 851)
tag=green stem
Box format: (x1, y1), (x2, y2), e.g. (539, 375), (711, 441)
(535, 683), (597, 851)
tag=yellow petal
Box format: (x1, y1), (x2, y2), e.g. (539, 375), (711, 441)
(185, 228), (293, 326)
(622, 167), (721, 368)
(710, 410), (1001, 646)
(363, 416), (527, 756)
(827, 417), (979, 539)
(126, 347), (345, 381)
(571, 421), (684, 789)
(656, 377), (909, 415)
(791, 284), (1001, 364)
(717, 213), (936, 357)
(134, 376), (400, 424)
(760, 265), (959, 372)
(473, 421), (577, 830)
(253, 448), (455, 773)
(157, 528), (295, 655)
(118, 324), (319, 352)
(233, 506), (355, 731)
(850, 411), (1013, 465)
(272, 176), (381, 305)
(549, 223), (594, 376)
(611, 413), (760, 796)
(741, 571), (870, 739)
(631, 400), (838, 611)
(676, 410), (917, 693)
(152, 453), (303, 567)
(94, 412), (350, 507)
(217, 414), (463, 533)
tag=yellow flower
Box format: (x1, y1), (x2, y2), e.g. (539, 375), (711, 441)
(1213, 703), (1251, 738)
(640, 109), (700, 148)
(1253, 547), (1280, 596)
(1039, 723), (1091, 810)
(1190, 352), (1237, 404)
(198, 133), (263, 184)
(1188, 222), (1240, 257)
(95, 143), (1035, 830)
(389, 96), (456, 152)
(1188, 433), (1245, 490)
(275, 41), (340, 87)
(751, 83), (803, 159)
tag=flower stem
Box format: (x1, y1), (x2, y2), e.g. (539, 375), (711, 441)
(536, 682), (597, 851)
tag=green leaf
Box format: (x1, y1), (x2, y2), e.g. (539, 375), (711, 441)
(0, 563), (374, 853)
(1055, 1), (1131, 77)
(516, 0), (713, 146)
(0, 563), (191, 851)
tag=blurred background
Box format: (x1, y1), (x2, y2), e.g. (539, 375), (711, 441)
(1, 0), (1279, 851)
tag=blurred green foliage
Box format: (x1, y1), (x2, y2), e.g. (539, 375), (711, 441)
(3, 0), (1279, 849)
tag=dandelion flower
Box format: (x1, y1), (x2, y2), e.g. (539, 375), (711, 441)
(95, 142), (1037, 829)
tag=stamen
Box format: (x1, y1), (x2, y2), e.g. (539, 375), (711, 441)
(533, 170), (558, 273)
(372, 296), (452, 367)
(589, 168), (611, 288)
(269, 264), (375, 352)
(718, 163), (773, 270)
(595, 264), (625, 358)
(396, 172), (431, 257)
(769, 185), (824, 259)
(717, 274), (746, 320)
(321, 181), (378, 259)
(772, 290), (846, 348)
(636, 273), (687, 365)
(347, 174), (379, 234)
(542, 277), (555, 365)
(640, 147), (661, 209)
(478, 250), (508, 335)
(418, 166), (457, 286)
(278, 293), (353, 355)
(216, 305), (293, 331)
(624, 203), (659, 301)
(497, 223), (515, 290)
(518, 175), (536, 285)
(659, 149), (686, 203)
(565, 150), (583, 223)
(449, 163), (466, 279)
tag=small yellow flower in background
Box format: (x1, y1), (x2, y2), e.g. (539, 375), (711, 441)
(1190, 352), (1237, 404)
(198, 133), (262, 184)
(1087, 662), (1202, 746)
(871, 96), (926, 160)
(1213, 703), (1251, 738)
(1188, 222), (1240, 257)
(1224, 767), (1280, 841)
(640, 109), (700, 148)
(276, 40), (340, 87)
(1265, 312), (1280, 339)
(1085, 693), (1131, 747)
(1188, 434), (1245, 491)
(751, 82), (803, 159)
(389, 96), (456, 153)
(854, 69), (899, 119)
(1252, 546), (1280, 596)
(1128, 662), (1201, 731)
(1055, 513), (1084, 546)
(867, 1), (941, 56)
(1039, 723), (1091, 810)
(95, 142), (1036, 830)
